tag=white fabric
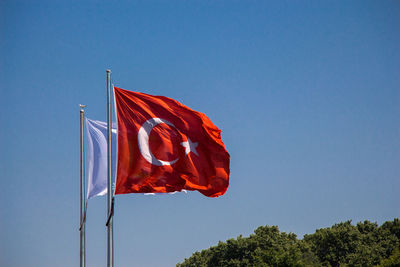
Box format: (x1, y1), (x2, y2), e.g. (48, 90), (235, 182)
(86, 118), (117, 199)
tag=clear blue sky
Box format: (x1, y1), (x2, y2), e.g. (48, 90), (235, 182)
(1, 1), (399, 266)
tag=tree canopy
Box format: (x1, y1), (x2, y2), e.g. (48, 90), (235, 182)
(177, 219), (400, 267)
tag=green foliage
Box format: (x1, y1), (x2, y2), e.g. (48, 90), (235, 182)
(375, 248), (400, 267)
(303, 220), (399, 266)
(177, 219), (400, 267)
(381, 218), (400, 241)
(177, 225), (318, 267)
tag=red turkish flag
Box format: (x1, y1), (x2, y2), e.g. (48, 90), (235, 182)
(114, 87), (230, 197)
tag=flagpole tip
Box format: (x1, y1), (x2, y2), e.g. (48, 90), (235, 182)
(79, 104), (86, 112)
(106, 69), (111, 73)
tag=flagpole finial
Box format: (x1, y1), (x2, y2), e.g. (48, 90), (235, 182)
(106, 69), (111, 74)
(79, 104), (86, 112)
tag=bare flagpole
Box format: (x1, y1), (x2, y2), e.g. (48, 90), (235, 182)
(79, 104), (86, 267)
(106, 69), (114, 267)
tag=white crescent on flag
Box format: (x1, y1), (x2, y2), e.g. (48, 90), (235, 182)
(137, 118), (200, 166)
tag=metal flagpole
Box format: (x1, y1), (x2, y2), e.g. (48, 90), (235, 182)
(79, 104), (86, 267)
(106, 69), (114, 267)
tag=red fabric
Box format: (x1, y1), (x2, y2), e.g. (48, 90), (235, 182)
(114, 87), (230, 197)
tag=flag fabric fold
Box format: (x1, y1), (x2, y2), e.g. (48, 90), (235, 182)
(85, 118), (117, 199)
(114, 87), (230, 197)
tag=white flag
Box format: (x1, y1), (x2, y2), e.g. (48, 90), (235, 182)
(85, 118), (117, 199)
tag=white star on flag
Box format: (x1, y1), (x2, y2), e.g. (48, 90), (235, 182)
(181, 138), (199, 156)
